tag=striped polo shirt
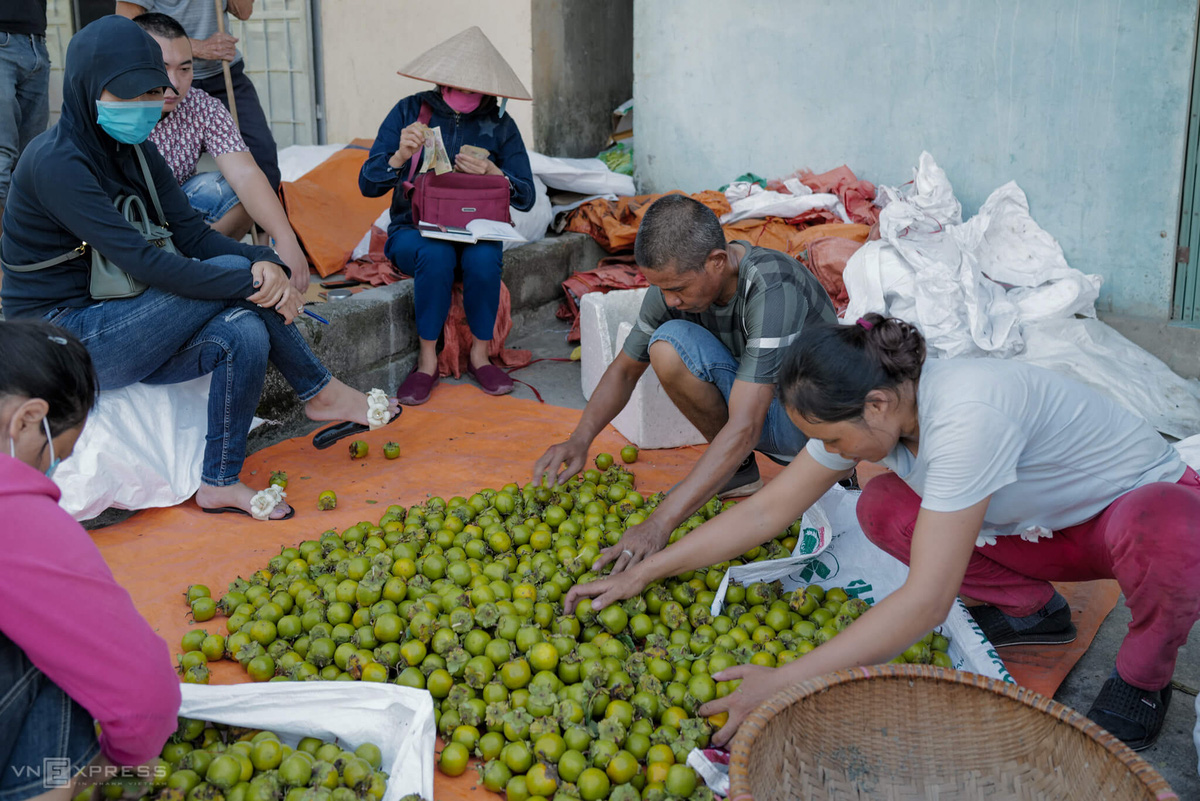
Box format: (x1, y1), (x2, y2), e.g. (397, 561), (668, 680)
(622, 241), (837, 384)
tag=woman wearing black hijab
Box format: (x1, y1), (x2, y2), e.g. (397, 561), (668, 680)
(0, 16), (399, 520)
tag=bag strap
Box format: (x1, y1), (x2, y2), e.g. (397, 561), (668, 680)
(1, 147), (168, 275)
(404, 102), (434, 189)
(0, 239), (88, 273)
(132, 143), (169, 228)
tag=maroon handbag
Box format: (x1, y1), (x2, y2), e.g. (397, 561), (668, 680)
(402, 103), (511, 227)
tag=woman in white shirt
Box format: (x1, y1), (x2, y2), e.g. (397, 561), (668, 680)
(565, 313), (1200, 752)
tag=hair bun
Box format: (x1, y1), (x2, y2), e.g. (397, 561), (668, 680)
(861, 314), (925, 382)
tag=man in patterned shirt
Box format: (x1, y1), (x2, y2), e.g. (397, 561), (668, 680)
(133, 13), (308, 291)
(534, 194), (838, 575)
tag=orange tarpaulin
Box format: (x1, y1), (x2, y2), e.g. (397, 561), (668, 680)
(280, 139), (390, 278)
(564, 191), (731, 252)
(91, 386), (1117, 800)
(565, 194), (870, 312)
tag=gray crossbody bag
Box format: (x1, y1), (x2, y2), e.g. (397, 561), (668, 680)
(1, 143), (176, 300)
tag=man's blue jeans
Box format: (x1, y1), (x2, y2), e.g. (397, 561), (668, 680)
(647, 319), (807, 461)
(0, 32), (49, 209)
(0, 632), (99, 801)
(46, 256), (331, 486)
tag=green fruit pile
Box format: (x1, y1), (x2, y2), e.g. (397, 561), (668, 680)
(132, 719), (386, 801)
(180, 456), (950, 801)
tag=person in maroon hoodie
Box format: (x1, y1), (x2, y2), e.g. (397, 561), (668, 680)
(0, 319), (180, 801)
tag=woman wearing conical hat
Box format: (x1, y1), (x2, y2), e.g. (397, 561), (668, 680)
(360, 27), (535, 405)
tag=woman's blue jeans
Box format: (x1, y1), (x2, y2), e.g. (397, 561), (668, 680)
(46, 256), (332, 486)
(385, 227), (502, 342)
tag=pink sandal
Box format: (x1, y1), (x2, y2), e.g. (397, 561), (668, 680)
(467, 362), (514, 396)
(396, 370), (438, 405)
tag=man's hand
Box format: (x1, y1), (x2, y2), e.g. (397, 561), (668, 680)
(532, 439), (590, 488)
(455, 153), (502, 176)
(592, 518), (670, 575)
(698, 664), (788, 747)
(274, 239), (311, 293)
(247, 261), (289, 308)
(563, 564), (649, 614)
(387, 123), (427, 170)
(191, 33), (238, 62)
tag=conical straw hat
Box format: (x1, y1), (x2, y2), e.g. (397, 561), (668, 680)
(397, 26), (531, 101)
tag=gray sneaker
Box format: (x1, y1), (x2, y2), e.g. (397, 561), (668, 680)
(719, 454), (763, 499)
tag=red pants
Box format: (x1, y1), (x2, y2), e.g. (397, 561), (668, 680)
(856, 468), (1200, 690)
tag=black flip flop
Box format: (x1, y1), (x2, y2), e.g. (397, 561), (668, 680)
(968, 602), (1077, 647)
(311, 409), (402, 450)
(201, 505), (296, 521)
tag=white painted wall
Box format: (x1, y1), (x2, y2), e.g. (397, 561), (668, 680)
(320, 0), (534, 145)
(633, 0), (1198, 319)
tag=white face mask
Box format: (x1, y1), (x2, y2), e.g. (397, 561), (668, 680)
(7, 417), (60, 478)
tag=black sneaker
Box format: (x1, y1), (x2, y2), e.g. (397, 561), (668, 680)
(718, 454), (763, 499)
(1087, 674), (1172, 751)
(968, 598), (1077, 647)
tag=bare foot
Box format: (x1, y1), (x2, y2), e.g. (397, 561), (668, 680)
(417, 339), (439, 375)
(196, 482), (293, 520)
(469, 339), (493, 371)
(305, 378), (400, 426)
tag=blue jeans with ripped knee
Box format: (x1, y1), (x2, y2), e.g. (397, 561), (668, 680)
(45, 256), (331, 486)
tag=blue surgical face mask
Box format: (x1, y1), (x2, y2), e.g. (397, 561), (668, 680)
(41, 417), (61, 479)
(95, 99), (164, 144)
(5, 416), (60, 478)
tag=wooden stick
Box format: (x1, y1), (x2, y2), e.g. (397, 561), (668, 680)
(215, 0), (262, 246)
(214, 0), (240, 128)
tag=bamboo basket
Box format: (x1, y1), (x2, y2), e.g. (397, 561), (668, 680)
(727, 664), (1177, 800)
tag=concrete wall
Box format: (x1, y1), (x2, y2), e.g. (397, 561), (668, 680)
(633, 0), (1199, 319)
(320, 0), (534, 145)
(531, 0), (634, 157)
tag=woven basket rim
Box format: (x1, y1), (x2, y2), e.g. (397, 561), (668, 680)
(727, 664), (1178, 801)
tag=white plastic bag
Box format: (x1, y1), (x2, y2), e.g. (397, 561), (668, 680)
(526, 151), (635, 197)
(510, 175), (554, 249)
(710, 498), (834, 616)
(853, 152), (1024, 358)
(1016, 318), (1200, 441)
(710, 486), (1011, 682)
(54, 377), (213, 520)
(719, 188), (849, 226)
(1177, 434), (1200, 469)
(178, 683), (435, 801)
(1194, 691), (1200, 778)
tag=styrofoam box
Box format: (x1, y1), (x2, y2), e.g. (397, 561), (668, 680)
(580, 289), (706, 450)
(178, 682), (435, 801)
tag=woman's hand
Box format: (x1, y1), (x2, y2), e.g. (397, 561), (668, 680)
(698, 663), (791, 747)
(455, 153), (502, 176)
(388, 122), (427, 170)
(563, 563), (650, 614)
(274, 286), (305, 325)
(247, 261), (289, 308)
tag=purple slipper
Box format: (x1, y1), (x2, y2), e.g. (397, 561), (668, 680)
(396, 370), (438, 405)
(468, 362), (514, 396)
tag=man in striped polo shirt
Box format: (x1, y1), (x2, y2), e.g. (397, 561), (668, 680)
(534, 194), (838, 575)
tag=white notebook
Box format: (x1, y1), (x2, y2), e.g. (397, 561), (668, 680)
(419, 220), (526, 244)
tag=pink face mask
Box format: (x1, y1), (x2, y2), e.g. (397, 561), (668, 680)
(442, 86), (484, 113)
